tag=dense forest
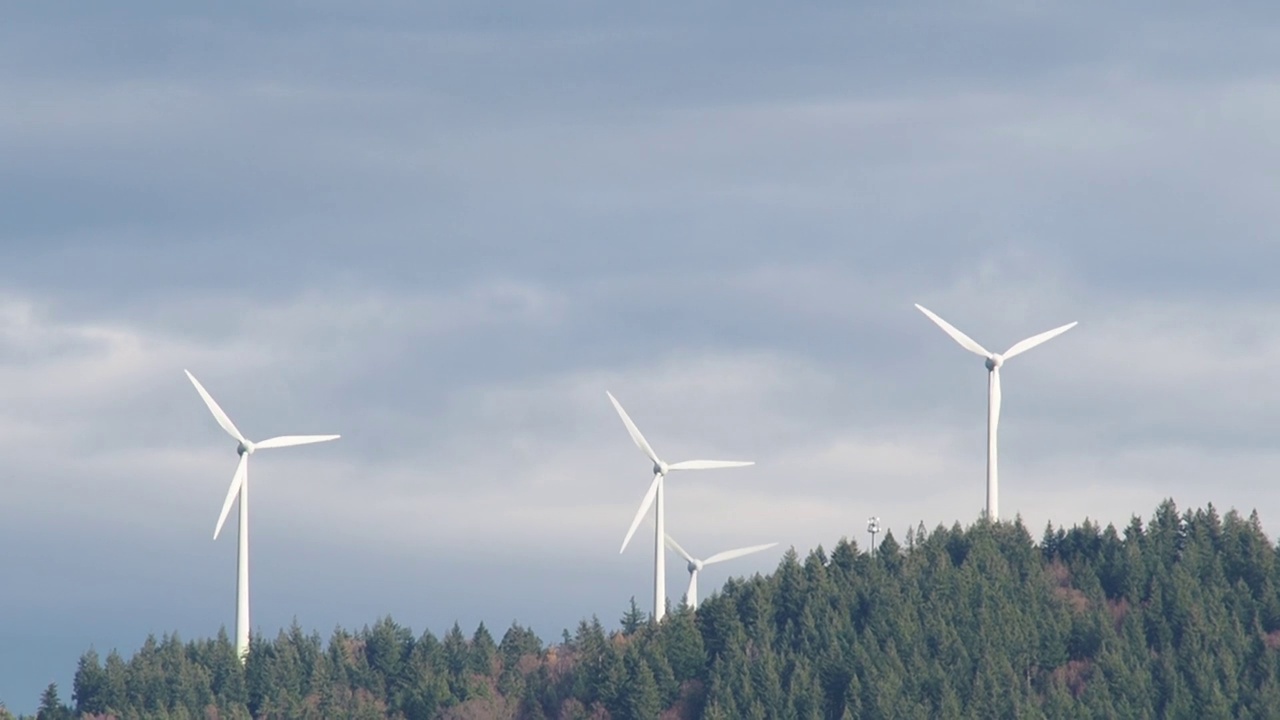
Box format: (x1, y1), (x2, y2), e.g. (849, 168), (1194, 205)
(10, 499), (1280, 719)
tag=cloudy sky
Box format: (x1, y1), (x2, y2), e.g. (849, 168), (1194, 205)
(6, 0), (1280, 710)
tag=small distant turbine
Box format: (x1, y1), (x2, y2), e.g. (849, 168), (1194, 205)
(185, 370), (339, 660)
(867, 516), (881, 556)
(914, 304), (1076, 521)
(664, 534), (776, 610)
(607, 391), (753, 622)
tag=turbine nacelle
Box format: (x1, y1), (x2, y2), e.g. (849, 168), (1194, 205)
(985, 354), (1004, 371)
(236, 441), (255, 456)
(687, 559), (703, 573)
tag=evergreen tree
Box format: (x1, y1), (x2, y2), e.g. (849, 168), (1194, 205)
(615, 646), (661, 720)
(72, 648), (107, 716)
(469, 621), (497, 676)
(36, 683), (71, 720)
(620, 596), (648, 634)
(661, 601), (706, 682)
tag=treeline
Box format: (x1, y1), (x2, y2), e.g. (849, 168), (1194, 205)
(15, 499), (1280, 719)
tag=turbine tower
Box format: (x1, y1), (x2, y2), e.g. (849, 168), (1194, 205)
(607, 391), (753, 621)
(664, 534), (776, 610)
(913, 305), (1076, 521)
(185, 370), (339, 660)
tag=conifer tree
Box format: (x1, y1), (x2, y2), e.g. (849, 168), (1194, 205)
(620, 596), (647, 634)
(72, 648), (107, 716)
(36, 683), (71, 720)
(469, 621), (498, 677)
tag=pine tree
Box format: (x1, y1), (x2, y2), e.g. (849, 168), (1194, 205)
(441, 622), (470, 702)
(786, 656), (823, 720)
(497, 623), (539, 698)
(72, 648), (107, 716)
(878, 529), (903, 573)
(774, 548), (806, 629)
(620, 596), (648, 634)
(469, 621), (498, 676)
(365, 615), (413, 698)
(207, 627), (246, 710)
(37, 683), (71, 720)
(841, 674), (863, 719)
(661, 602), (706, 682)
(615, 647), (661, 720)
(641, 637), (678, 705)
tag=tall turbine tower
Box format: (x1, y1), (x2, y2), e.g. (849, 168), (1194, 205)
(607, 391), (753, 621)
(664, 534), (776, 610)
(913, 305), (1076, 521)
(185, 370), (339, 660)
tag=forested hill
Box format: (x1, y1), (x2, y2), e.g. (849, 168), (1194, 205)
(15, 500), (1280, 720)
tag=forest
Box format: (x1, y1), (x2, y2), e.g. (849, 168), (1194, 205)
(9, 499), (1280, 719)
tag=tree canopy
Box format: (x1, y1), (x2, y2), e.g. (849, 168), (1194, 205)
(13, 500), (1280, 719)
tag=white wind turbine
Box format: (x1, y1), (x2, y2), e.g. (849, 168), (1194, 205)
(664, 534), (776, 610)
(608, 391), (753, 622)
(914, 305), (1076, 521)
(185, 370), (339, 660)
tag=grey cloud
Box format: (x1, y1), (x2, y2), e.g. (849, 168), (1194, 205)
(8, 20), (1280, 316)
(12, 1), (1280, 712)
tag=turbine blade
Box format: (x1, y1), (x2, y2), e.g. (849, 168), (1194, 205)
(1002, 321), (1078, 359)
(254, 434), (341, 449)
(606, 391), (662, 467)
(703, 542), (779, 566)
(186, 370), (246, 443)
(619, 473), (662, 554)
(213, 454), (248, 540)
(687, 571), (698, 610)
(667, 460), (754, 471)
(664, 533), (696, 564)
(914, 304), (991, 358)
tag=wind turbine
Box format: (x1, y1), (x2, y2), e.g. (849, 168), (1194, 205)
(914, 304), (1076, 521)
(664, 534), (776, 610)
(185, 369), (339, 660)
(608, 391), (753, 621)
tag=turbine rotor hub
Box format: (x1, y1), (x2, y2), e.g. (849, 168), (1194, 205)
(690, 560), (703, 573)
(985, 354), (1004, 370)
(654, 462), (667, 476)
(236, 441), (254, 456)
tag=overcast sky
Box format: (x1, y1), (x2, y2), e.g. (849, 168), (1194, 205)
(7, 1), (1280, 711)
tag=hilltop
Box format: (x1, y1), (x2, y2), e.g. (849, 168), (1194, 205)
(13, 499), (1280, 719)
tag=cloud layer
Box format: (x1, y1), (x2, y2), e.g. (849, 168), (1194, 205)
(6, 1), (1280, 712)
